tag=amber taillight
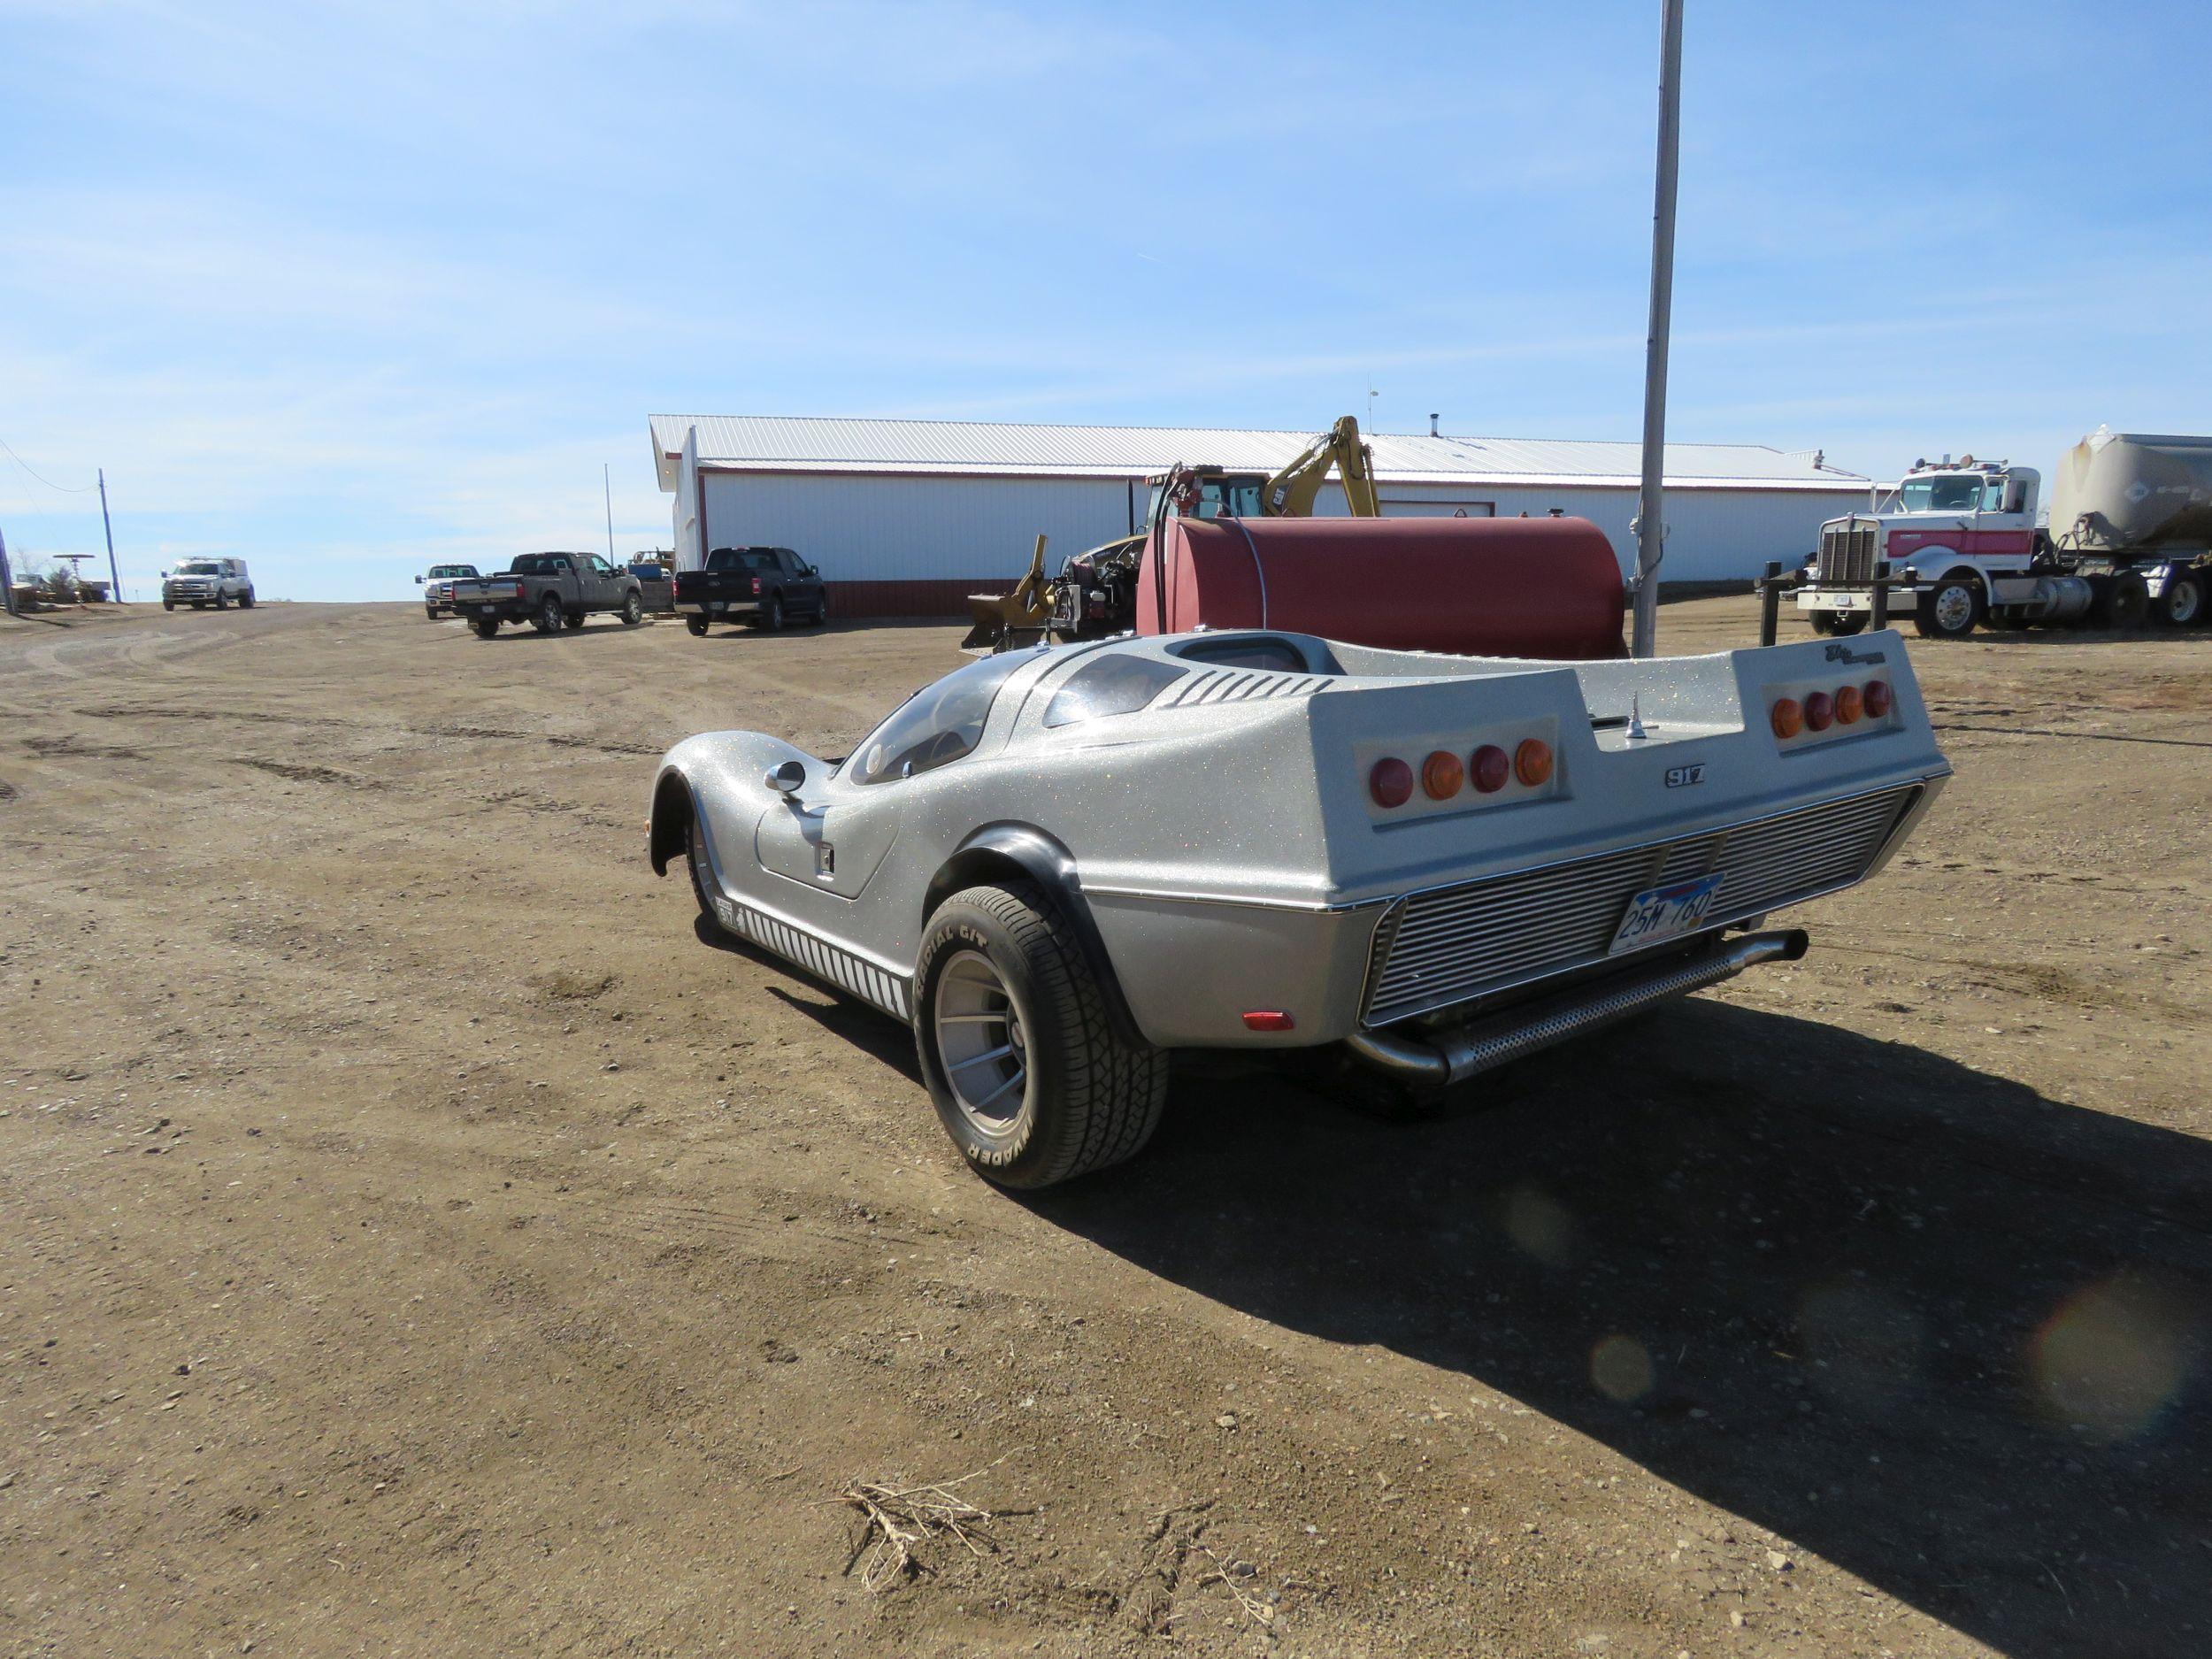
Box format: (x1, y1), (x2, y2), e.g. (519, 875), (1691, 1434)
(1370, 757), (1414, 809)
(1771, 697), (1804, 740)
(1513, 738), (1554, 787)
(1834, 684), (1864, 725)
(1421, 750), (1464, 799)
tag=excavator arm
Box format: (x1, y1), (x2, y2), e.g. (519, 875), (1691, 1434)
(1262, 416), (1380, 518)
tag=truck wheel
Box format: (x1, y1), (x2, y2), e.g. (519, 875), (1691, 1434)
(534, 594), (564, 634)
(425, 604), (439, 621)
(914, 880), (1167, 1189)
(163, 598), (174, 611)
(764, 594), (786, 632)
(472, 617), (500, 639)
(684, 615), (710, 637)
(563, 611), (585, 630)
(1816, 611), (1867, 636)
(1914, 577), (1980, 639)
(813, 590), (831, 626)
(214, 591), (230, 611)
(2090, 572), (2149, 631)
(2154, 571), (2204, 626)
(620, 590), (643, 626)
(239, 588), (255, 609)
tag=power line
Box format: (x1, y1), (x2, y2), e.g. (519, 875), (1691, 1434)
(0, 434), (99, 493)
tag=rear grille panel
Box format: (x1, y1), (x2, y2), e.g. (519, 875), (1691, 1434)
(1361, 784), (1920, 1027)
(1816, 524), (1879, 585)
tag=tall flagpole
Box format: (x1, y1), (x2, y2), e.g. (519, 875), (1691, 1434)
(1631, 0), (1685, 658)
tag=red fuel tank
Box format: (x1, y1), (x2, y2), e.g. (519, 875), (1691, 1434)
(1134, 515), (1626, 660)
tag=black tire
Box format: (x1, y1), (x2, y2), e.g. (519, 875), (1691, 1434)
(214, 591), (230, 611)
(685, 806), (718, 921)
(472, 617), (500, 639)
(914, 880), (1167, 1189)
(619, 590), (643, 626)
(163, 599), (174, 611)
(1914, 575), (1981, 639)
(2090, 572), (2149, 631)
(2154, 570), (2204, 627)
(764, 593), (786, 632)
(1826, 610), (1868, 636)
(813, 590), (831, 626)
(563, 611), (585, 630)
(425, 604), (438, 621)
(239, 588), (255, 609)
(684, 615), (710, 637)
(534, 594), (564, 634)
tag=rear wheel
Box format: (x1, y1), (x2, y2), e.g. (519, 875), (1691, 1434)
(472, 617), (500, 639)
(2091, 571), (2150, 630)
(914, 880), (1167, 1189)
(534, 594), (564, 634)
(620, 590), (643, 626)
(1914, 576), (1981, 639)
(2154, 570), (2204, 626)
(684, 615), (710, 637)
(764, 594), (786, 632)
(239, 588), (255, 609)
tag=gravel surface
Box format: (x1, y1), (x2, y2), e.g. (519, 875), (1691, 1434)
(2, 596), (2206, 1658)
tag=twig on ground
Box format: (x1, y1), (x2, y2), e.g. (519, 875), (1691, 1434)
(1190, 1542), (1276, 1625)
(831, 1454), (1022, 1593)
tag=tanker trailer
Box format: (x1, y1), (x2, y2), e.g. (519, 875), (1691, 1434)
(1796, 428), (2212, 638)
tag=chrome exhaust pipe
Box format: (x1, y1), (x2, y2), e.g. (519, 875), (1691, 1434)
(1344, 929), (1809, 1090)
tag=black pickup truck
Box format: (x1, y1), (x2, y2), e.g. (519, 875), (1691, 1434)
(451, 552), (646, 639)
(673, 546), (828, 635)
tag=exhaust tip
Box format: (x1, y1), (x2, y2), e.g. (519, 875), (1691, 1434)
(1778, 928), (1810, 961)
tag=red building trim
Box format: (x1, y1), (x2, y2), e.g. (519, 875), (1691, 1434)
(824, 578), (1003, 618)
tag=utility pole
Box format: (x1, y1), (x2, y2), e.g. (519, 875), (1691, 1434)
(603, 465), (616, 565)
(98, 467), (122, 603)
(1631, 0), (1685, 658)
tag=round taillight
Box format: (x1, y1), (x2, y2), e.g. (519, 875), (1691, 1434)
(1770, 697), (1804, 740)
(1470, 743), (1510, 794)
(1514, 737), (1554, 787)
(1370, 757), (1414, 809)
(1834, 684), (1864, 725)
(1863, 679), (1893, 718)
(1421, 749), (1463, 799)
(1804, 691), (1834, 732)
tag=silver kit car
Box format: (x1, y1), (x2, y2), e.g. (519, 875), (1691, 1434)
(649, 628), (1948, 1187)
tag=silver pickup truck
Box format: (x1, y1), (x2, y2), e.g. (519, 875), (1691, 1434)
(651, 626), (1948, 1187)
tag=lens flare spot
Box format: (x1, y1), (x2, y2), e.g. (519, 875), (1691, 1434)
(1496, 1184), (1577, 1265)
(1590, 1333), (1655, 1402)
(2029, 1273), (2194, 1443)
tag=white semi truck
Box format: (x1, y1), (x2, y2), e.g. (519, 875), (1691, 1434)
(1795, 428), (2212, 638)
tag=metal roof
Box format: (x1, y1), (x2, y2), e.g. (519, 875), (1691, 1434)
(648, 414), (1867, 494)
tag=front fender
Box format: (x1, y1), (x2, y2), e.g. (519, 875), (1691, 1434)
(647, 732), (820, 876)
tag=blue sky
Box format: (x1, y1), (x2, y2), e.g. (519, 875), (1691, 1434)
(4, 0), (2209, 603)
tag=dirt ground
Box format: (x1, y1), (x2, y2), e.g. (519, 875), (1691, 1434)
(3, 595), (2207, 1659)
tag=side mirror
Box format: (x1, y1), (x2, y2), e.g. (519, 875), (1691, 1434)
(764, 758), (806, 795)
(415, 574), (425, 584)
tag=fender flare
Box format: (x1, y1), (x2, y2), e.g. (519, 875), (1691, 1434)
(648, 765), (696, 875)
(922, 823), (1145, 1047)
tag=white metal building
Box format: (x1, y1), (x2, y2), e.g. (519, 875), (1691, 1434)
(649, 414), (1871, 617)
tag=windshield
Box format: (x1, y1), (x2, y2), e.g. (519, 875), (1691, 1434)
(429, 565), (475, 579)
(1898, 474), (1990, 514)
(175, 561), (222, 575)
(851, 652), (1027, 785)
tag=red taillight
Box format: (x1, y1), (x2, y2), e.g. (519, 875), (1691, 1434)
(1370, 757), (1413, 809)
(1834, 684), (1864, 725)
(1470, 743), (1510, 794)
(1804, 690), (1834, 732)
(1513, 738), (1554, 787)
(1421, 749), (1463, 799)
(1771, 698), (1804, 739)
(1241, 1010), (1295, 1032)
(1863, 679), (1893, 718)
(750, 576), (763, 596)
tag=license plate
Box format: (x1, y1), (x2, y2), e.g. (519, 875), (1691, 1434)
(1609, 872), (1724, 954)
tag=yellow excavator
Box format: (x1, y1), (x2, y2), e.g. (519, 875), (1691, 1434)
(961, 416), (1380, 652)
